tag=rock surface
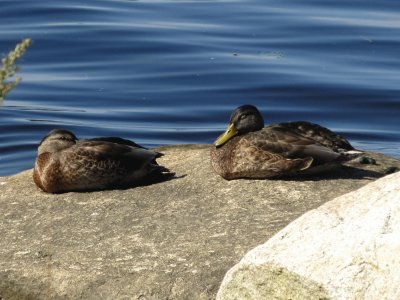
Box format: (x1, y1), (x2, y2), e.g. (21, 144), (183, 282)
(217, 171), (400, 300)
(0, 145), (399, 299)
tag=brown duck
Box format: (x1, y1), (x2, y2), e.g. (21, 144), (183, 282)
(33, 129), (172, 193)
(210, 104), (360, 180)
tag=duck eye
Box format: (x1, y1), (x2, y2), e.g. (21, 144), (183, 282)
(239, 114), (247, 120)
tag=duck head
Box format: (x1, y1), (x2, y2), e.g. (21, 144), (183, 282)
(38, 129), (78, 155)
(214, 104), (264, 147)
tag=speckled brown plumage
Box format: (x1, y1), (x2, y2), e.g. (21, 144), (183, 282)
(210, 105), (359, 180)
(210, 134), (313, 180)
(33, 129), (172, 193)
(268, 121), (354, 152)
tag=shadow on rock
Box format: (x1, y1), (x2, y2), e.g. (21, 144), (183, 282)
(285, 166), (385, 182)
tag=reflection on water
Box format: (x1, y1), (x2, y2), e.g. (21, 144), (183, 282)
(0, 0), (399, 176)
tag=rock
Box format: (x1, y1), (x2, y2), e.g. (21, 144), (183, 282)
(0, 145), (399, 299)
(217, 171), (400, 300)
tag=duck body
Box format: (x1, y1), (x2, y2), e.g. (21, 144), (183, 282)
(211, 105), (359, 180)
(33, 129), (171, 193)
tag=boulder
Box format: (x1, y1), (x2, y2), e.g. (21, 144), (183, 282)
(217, 171), (400, 300)
(0, 145), (399, 299)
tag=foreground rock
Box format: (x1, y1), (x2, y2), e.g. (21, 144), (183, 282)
(217, 171), (400, 300)
(0, 145), (399, 299)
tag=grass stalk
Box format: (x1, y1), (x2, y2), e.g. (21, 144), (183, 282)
(0, 38), (33, 100)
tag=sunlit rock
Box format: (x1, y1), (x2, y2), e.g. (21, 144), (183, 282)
(217, 171), (400, 300)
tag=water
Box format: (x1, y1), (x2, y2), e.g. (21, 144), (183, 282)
(1, 0), (399, 176)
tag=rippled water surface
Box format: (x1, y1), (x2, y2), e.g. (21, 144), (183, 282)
(1, 0), (399, 176)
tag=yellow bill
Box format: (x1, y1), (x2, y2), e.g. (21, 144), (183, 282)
(214, 123), (238, 147)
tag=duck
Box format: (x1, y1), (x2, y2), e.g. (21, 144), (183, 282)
(210, 104), (360, 180)
(33, 129), (172, 193)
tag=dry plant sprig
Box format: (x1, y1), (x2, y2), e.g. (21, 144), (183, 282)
(0, 38), (33, 100)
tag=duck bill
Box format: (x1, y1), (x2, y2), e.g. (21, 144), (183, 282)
(214, 123), (238, 147)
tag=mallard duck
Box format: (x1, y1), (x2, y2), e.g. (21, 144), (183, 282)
(33, 129), (172, 193)
(210, 104), (359, 180)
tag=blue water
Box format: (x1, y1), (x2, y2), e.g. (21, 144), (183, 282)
(1, 0), (399, 176)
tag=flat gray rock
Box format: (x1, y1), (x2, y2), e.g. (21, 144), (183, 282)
(0, 145), (399, 299)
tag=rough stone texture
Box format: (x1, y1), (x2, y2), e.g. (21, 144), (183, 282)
(217, 171), (400, 300)
(0, 144), (399, 299)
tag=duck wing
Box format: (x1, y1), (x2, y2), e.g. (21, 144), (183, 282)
(85, 137), (167, 160)
(267, 121), (354, 152)
(245, 127), (342, 165)
(87, 136), (147, 149)
(62, 140), (159, 172)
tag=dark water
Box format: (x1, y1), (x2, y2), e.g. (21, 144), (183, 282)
(1, 0), (399, 176)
